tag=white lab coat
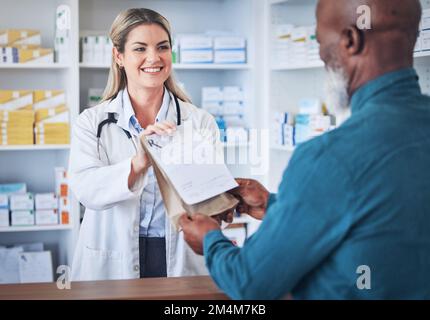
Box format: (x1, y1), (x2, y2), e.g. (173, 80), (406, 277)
(68, 90), (221, 281)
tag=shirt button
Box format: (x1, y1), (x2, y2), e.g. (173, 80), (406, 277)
(134, 265), (139, 271)
(134, 226), (139, 232)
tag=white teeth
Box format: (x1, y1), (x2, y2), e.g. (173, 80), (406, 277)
(143, 67), (161, 73)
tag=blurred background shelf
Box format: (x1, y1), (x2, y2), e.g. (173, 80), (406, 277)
(0, 145), (70, 151)
(0, 225), (73, 233)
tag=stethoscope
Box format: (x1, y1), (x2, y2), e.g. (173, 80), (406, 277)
(96, 91), (182, 161)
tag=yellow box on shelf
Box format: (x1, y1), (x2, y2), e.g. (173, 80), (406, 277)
(33, 90), (67, 122)
(19, 48), (54, 64)
(0, 90), (33, 111)
(35, 135), (70, 145)
(33, 90), (66, 110)
(35, 105), (68, 122)
(35, 111), (70, 145)
(0, 136), (34, 145)
(0, 29), (41, 47)
(35, 123), (70, 133)
(0, 126), (33, 135)
(0, 110), (35, 122)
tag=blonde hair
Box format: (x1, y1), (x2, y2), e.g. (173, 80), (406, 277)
(102, 8), (191, 103)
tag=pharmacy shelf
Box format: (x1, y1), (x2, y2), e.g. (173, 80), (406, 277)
(414, 51), (430, 58)
(270, 145), (295, 152)
(174, 63), (252, 70)
(270, 0), (316, 5)
(80, 63), (252, 70)
(0, 225), (73, 233)
(272, 60), (324, 71)
(222, 142), (249, 148)
(0, 145), (70, 151)
(0, 63), (70, 69)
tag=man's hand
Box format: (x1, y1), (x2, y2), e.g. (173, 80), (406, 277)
(179, 214), (221, 255)
(212, 209), (234, 225)
(229, 178), (270, 220)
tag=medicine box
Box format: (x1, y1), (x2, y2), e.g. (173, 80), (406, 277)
(0, 29), (41, 46)
(0, 183), (27, 195)
(0, 209), (9, 227)
(35, 193), (58, 210)
(422, 9), (430, 30)
(202, 87), (223, 101)
(214, 36), (246, 50)
(19, 48), (54, 64)
(421, 29), (430, 51)
(214, 50), (246, 63)
(180, 49), (213, 63)
(223, 87), (244, 101)
(0, 194), (8, 209)
(11, 210), (34, 226)
(35, 209), (59, 225)
(179, 35), (212, 50)
(59, 197), (70, 225)
(10, 193), (34, 211)
(0, 90), (33, 111)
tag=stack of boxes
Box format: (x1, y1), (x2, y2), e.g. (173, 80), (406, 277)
(0, 90), (69, 146)
(81, 35), (113, 65)
(0, 91), (35, 145)
(10, 192), (35, 227)
(0, 167), (70, 228)
(202, 86), (248, 143)
(273, 24), (321, 67)
(55, 167), (70, 226)
(272, 111), (294, 149)
(178, 35), (213, 64)
(272, 99), (333, 148)
(214, 36), (247, 64)
(0, 29), (54, 64)
(177, 34), (247, 64)
(415, 9), (430, 53)
(34, 90), (70, 145)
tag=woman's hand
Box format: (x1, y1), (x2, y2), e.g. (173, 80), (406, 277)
(128, 121), (177, 189)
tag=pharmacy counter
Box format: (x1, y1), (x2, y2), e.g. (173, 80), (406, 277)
(0, 276), (228, 300)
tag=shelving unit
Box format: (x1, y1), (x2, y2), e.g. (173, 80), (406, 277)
(0, 63), (70, 69)
(0, 145), (70, 151)
(0, 0), (80, 274)
(0, 225), (73, 233)
(264, 0), (430, 194)
(80, 63), (252, 70)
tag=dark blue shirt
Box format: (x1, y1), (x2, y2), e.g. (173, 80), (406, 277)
(204, 68), (430, 299)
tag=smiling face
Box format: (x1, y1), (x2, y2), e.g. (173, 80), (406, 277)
(114, 23), (172, 90)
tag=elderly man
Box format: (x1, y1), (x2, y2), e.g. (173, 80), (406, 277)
(179, 0), (430, 299)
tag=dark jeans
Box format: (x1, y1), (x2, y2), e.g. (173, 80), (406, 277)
(139, 237), (167, 278)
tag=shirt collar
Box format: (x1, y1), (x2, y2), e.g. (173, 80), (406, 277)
(350, 68), (420, 114)
(116, 87), (171, 135)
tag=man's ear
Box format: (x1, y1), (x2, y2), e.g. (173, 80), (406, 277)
(341, 26), (364, 56)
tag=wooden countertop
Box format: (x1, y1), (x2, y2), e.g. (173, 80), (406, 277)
(0, 276), (228, 300)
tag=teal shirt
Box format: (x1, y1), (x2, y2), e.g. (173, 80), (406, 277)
(204, 68), (430, 300)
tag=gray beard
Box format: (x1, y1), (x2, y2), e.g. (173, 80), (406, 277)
(324, 66), (351, 125)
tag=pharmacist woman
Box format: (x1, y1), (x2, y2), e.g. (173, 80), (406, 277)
(68, 8), (227, 281)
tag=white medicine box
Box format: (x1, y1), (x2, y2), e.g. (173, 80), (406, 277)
(11, 210), (34, 226)
(35, 209), (59, 225)
(10, 193), (34, 211)
(35, 193), (58, 210)
(0, 209), (9, 227)
(0, 194), (8, 209)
